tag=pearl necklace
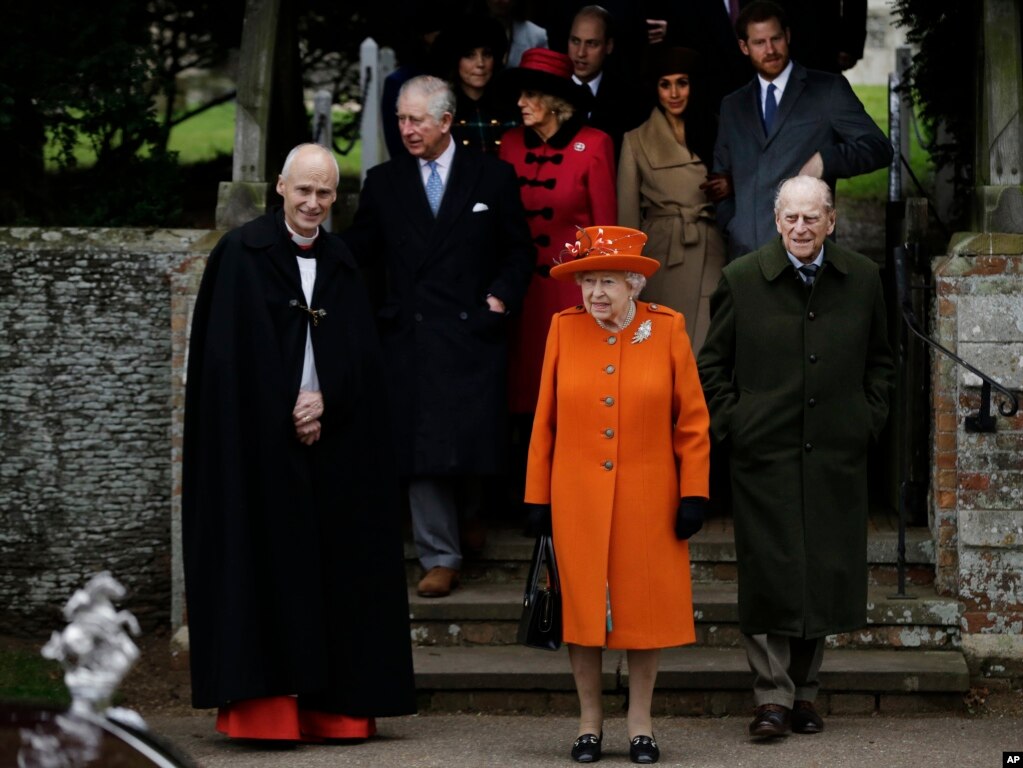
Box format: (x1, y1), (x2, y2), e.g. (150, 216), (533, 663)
(593, 298), (636, 333)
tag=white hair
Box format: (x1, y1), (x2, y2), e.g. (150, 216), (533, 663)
(574, 270), (647, 296)
(774, 175), (834, 213)
(400, 75), (457, 122)
(280, 143), (340, 185)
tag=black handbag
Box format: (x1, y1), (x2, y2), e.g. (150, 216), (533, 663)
(517, 533), (562, 651)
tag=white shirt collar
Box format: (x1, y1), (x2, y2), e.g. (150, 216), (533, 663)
(419, 138), (456, 187)
(757, 59), (794, 105)
(786, 245), (825, 280)
(572, 70), (602, 96)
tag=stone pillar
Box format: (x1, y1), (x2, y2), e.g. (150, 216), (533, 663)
(215, 0), (281, 230)
(973, 0), (1023, 233)
(931, 234), (1023, 683)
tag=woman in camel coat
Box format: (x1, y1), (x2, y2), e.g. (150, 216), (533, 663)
(524, 226), (711, 764)
(617, 47), (726, 353)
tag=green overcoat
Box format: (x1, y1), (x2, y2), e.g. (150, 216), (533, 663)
(697, 238), (894, 637)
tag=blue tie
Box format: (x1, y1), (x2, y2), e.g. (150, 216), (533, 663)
(763, 83), (778, 135)
(798, 263), (820, 285)
(425, 161), (443, 216)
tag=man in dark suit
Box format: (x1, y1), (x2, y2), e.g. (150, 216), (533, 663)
(567, 5), (648, 158)
(344, 76), (535, 598)
(698, 176), (893, 740)
(703, 0), (891, 259)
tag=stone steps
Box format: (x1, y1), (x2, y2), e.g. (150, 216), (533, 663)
(404, 525), (937, 587)
(412, 645), (970, 715)
(408, 582), (961, 650)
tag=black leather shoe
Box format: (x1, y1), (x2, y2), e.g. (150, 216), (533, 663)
(748, 703), (791, 739)
(629, 735), (659, 764)
(791, 700), (824, 734)
(571, 732), (602, 763)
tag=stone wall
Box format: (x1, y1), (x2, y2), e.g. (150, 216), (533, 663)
(0, 228), (217, 638)
(932, 233), (1023, 683)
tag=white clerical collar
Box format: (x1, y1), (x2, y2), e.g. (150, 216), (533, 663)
(572, 71), (602, 96)
(285, 220), (318, 247)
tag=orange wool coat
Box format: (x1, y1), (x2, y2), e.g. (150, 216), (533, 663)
(524, 301), (711, 649)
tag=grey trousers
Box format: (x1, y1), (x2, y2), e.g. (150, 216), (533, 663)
(409, 476), (483, 571)
(742, 633), (826, 708)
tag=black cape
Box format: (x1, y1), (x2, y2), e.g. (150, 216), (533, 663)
(182, 209), (416, 714)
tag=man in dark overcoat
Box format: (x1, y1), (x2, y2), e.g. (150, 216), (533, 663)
(183, 144), (416, 739)
(697, 176), (894, 740)
(344, 75), (535, 598)
(702, 1), (891, 259)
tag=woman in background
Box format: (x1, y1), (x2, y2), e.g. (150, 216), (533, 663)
(617, 46), (725, 353)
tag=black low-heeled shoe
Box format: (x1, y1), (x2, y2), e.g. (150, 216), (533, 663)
(571, 732), (603, 763)
(629, 734), (659, 764)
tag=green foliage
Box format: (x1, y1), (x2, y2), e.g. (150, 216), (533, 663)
(892, 0), (977, 225)
(837, 84), (933, 202)
(0, 642), (69, 707)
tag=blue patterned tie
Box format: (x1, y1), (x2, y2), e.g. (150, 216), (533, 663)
(798, 263), (820, 285)
(763, 83), (778, 135)
(425, 161), (443, 216)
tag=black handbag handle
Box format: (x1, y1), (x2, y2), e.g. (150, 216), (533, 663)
(522, 534), (560, 607)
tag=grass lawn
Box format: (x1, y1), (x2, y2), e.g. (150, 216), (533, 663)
(0, 639), (69, 707)
(168, 103), (363, 179)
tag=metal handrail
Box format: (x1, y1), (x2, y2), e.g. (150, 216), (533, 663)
(894, 244), (1020, 430)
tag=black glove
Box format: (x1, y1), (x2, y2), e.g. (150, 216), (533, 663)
(675, 497), (708, 540)
(523, 503), (552, 537)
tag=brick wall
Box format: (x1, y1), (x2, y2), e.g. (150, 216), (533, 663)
(0, 228), (217, 638)
(932, 233), (1023, 681)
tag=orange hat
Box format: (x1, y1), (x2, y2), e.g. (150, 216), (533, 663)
(549, 226), (660, 280)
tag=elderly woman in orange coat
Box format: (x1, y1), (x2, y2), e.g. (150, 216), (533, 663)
(524, 226), (711, 764)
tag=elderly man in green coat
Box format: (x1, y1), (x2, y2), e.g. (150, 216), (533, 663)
(698, 176), (894, 740)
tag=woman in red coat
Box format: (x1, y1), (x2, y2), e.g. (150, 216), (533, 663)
(499, 48), (617, 415)
(525, 226), (711, 764)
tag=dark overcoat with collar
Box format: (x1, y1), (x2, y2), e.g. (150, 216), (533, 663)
(712, 62), (892, 258)
(182, 210), (415, 713)
(343, 147), (535, 476)
(696, 238), (894, 637)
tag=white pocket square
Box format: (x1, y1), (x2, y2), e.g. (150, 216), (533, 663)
(472, 202), (489, 212)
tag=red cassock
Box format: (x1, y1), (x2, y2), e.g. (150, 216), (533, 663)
(499, 118), (617, 413)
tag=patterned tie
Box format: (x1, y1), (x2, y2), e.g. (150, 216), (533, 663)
(763, 83), (778, 135)
(425, 160), (443, 216)
(798, 263), (820, 285)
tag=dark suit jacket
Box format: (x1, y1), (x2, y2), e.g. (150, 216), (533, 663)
(712, 62), (892, 258)
(587, 67), (649, 160)
(342, 147), (535, 476)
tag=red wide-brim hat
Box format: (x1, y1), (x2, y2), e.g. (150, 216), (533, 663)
(499, 48), (593, 112)
(549, 226), (660, 280)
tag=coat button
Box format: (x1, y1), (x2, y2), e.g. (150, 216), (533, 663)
(808, 397), (816, 407)
(809, 353), (817, 363)
(808, 311), (816, 320)
(607, 335), (617, 345)
(604, 396), (615, 406)
(459, 311), (468, 320)
(805, 442), (813, 452)
(605, 364), (615, 374)
(650, 304), (659, 310)
(604, 428), (614, 438)
(603, 460), (614, 470)
(414, 312), (423, 322)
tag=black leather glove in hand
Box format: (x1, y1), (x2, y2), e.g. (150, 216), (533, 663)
(675, 497), (708, 540)
(524, 503), (552, 537)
